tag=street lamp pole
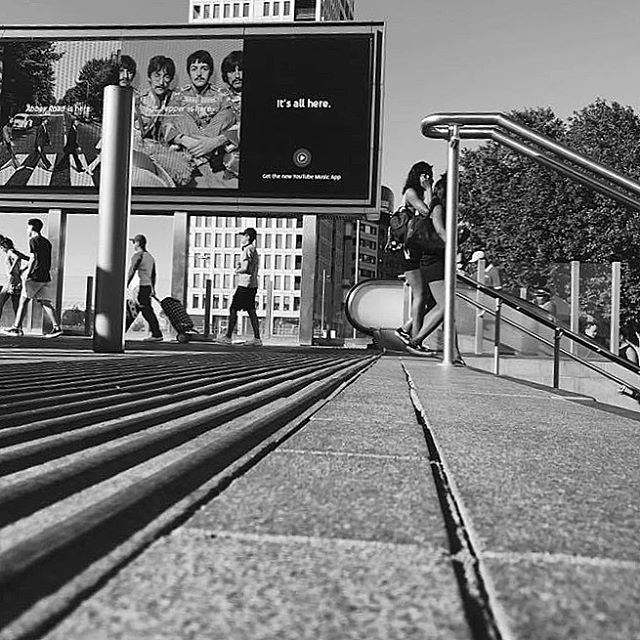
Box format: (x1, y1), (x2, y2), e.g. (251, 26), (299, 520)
(321, 268), (326, 334)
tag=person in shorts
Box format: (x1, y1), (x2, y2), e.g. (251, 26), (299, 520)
(218, 227), (262, 346)
(2, 218), (63, 338)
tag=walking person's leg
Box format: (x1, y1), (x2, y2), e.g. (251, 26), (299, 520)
(403, 268), (424, 340)
(3, 292), (30, 335)
(0, 288), (10, 323)
(245, 288), (262, 346)
(137, 285), (162, 340)
(40, 300), (63, 337)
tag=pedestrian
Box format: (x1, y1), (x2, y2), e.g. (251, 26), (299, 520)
(533, 288), (557, 318)
(54, 119), (91, 175)
(2, 218), (63, 338)
(393, 160), (434, 350)
(0, 235), (29, 322)
(406, 174), (464, 363)
(218, 227), (262, 346)
(34, 118), (52, 171)
(125, 234), (163, 342)
(1, 119), (20, 169)
(619, 321), (640, 364)
(469, 249), (502, 290)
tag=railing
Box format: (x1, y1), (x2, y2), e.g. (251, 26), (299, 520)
(422, 112), (640, 211)
(421, 112), (640, 364)
(456, 272), (640, 399)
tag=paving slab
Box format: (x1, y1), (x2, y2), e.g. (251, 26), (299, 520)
(44, 530), (471, 640)
(42, 356), (471, 640)
(403, 358), (640, 639)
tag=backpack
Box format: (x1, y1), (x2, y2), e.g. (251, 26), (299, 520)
(405, 213), (445, 255)
(385, 205), (413, 252)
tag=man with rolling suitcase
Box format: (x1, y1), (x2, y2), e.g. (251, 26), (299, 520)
(126, 234), (163, 342)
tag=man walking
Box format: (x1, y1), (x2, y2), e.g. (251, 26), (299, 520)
(2, 218), (63, 338)
(218, 227), (262, 346)
(126, 234), (163, 342)
(34, 118), (52, 170)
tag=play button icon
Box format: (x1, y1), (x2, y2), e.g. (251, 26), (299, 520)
(293, 148), (312, 168)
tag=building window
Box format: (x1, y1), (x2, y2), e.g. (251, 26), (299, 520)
(283, 0), (290, 14)
(214, 254), (222, 268)
(224, 254), (232, 268)
(283, 296), (291, 311)
(213, 295), (220, 309)
(204, 216), (212, 227)
(274, 254), (282, 269)
(287, 217), (294, 227)
(273, 1), (279, 15)
(256, 218), (262, 227)
(213, 274), (221, 288)
(204, 233), (211, 248)
(296, 234), (303, 249)
(276, 219), (283, 228)
(243, 2), (250, 16)
(293, 296), (300, 311)
(285, 234), (292, 249)
(223, 274), (231, 288)
(264, 235), (272, 248)
(194, 233), (202, 247)
(263, 1), (269, 15)
(215, 233), (222, 247)
(294, 275), (301, 290)
(275, 235), (283, 249)
(274, 275), (282, 289)
(285, 255), (292, 269)
(192, 294), (200, 308)
(223, 295), (229, 308)
(213, 3), (220, 18)
(224, 4), (230, 17)
(284, 275), (291, 289)
(193, 254), (201, 268)
(265, 218), (272, 228)
(263, 254), (271, 269)
(203, 254), (211, 269)
(203, 4), (211, 18)
(193, 4), (202, 19)
(233, 2), (240, 16)
(295, 255), (302, 270)
(193, 273), (201, 288)
(274, 295), (281, 311)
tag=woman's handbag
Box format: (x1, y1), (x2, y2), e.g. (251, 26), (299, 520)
(405, 214), (445, 254)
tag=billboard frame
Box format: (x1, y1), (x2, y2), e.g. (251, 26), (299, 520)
(0, 22), (384, 216)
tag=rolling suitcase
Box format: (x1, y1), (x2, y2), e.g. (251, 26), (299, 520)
(159, 296), (195, 343)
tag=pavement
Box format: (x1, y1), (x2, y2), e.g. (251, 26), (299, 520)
(0, 337), (638, 639)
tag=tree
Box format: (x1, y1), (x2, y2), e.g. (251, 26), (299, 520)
(459, 102), (640, 327)
(58, 57), (118, 121)
(0, 41), (62, 122)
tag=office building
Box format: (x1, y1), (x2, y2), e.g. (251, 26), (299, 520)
(189, 0), (354, 23)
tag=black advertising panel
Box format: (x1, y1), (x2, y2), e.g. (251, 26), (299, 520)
(0, 24), (383, 214)
(241, 35), (372, 199)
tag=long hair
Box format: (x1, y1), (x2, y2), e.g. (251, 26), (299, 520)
(402, 161), (433, 199)
(0, 235), (15, 251)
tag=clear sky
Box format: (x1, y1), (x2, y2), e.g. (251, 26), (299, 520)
(1, 0), (639, 293)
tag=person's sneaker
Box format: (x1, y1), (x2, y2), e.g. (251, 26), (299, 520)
(406, 341), (437, 357)
(44, 328), (64, 339)
(143, 335), (163, 343)
(216, 335), (234, 345)
(242, 338), (263, 347)
(394, 327), (411, 344)
(2, 327), (23, 337)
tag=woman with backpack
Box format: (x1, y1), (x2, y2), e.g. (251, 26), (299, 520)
(406, 174), (464, 364)
(393, 161), (436, 354)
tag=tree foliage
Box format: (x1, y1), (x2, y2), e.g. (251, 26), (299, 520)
(459, 101), (640, 326)
(59, 57), (118, 121)
(1, 41), (62, 121)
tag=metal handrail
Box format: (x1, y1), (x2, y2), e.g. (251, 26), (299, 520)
(456, 272), (640, 397)
(422, 112), (640, 211)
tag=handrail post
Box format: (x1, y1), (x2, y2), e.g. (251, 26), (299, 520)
(553, 327), (563, 388)
(474, 257), (485, 354)
(493, 298), (502, 375)
(443, 124), (460, 366)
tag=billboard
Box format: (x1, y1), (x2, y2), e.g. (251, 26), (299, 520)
(0, 23), (383, 214)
